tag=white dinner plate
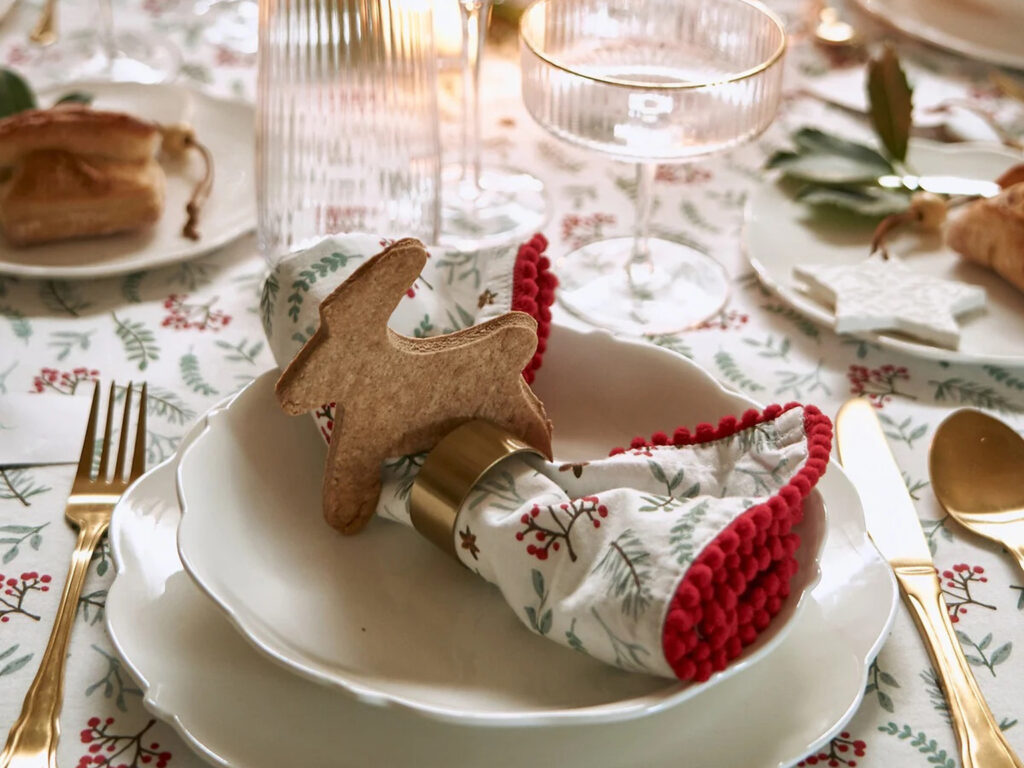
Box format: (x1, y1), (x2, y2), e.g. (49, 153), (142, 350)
(177, 325), (828, 726)
(0, 81), (255, 279)
(746, 140), (1024, 365)
(852, 0), (1024, 70)
(107, 376), (897, 768)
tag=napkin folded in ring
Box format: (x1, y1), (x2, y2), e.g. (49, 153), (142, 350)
(262, 234), (832, 681)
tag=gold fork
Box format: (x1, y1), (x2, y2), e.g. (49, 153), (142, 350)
(28, 0), (57, 46)
(0, 382), (146, 768)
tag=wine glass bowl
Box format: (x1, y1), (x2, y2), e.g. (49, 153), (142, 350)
(520, 0), (786, 335)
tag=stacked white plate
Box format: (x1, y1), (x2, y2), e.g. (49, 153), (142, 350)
(106, 325), (898, 767)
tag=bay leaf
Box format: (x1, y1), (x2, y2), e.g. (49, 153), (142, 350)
(867, 45), (913, 163)
(796, 184), (910, 218)
(0, 69), (35, 119)
(768, 151), (892, 185)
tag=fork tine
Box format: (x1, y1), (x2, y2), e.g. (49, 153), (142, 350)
(75, 382), (101, 480)
(130, 383), (147, 481)
(96, 381), (116, 481)
(114, 384), (133, 482)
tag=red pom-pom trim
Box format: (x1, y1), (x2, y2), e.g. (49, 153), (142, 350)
(615, 404), (832, 683)
(511, 234), (558, 384)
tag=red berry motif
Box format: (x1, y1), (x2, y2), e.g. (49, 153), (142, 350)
(77, 717), (171, 768)
(515, 496), (604, 563)
(942, 563), (995, 623)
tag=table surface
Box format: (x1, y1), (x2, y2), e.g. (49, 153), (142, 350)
(1, 1), (1023, 766)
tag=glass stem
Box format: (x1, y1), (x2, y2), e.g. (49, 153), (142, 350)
(98, 0), (116, 69)
(632, 162), (657, 265)
(458, 0), (489, 197)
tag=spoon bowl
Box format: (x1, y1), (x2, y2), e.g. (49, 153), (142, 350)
(930, 409), (1024, 573)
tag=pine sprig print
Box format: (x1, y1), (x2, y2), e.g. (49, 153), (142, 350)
(287, 251), (360, 322)
(117, 385), (195, 425)
(920, 514), (951, 554)
(0, 471), (50, 508)
(669, 499), (711, 565)
(260, 272), (279, 334)
(592, 529), (653, 620)
(760, 302), (821, 339)
(714, 351), (765, 392)
(179, 353), (219, 396)
(679, 200), (721, 233)
(929, 377), (1023, 415)
(49, 330), (94, 361)
(40, 280), (90, 316)
(112, 313), (159, 371)
(121, 272), (144, 303)
(645, 333), (694, 359)
(878, 722), (954, 768)
(441, 303), (475, 334)
(774, 361), (831, 400)
(982, 365), (1024, 391)
(469, 470), (526, 511)
(920, 668), (950, 723)
(742, 334), (791, 361)
(0, 305), (30, 343)
(592, 607), (649, 672)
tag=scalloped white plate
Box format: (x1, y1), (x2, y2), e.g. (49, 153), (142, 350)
(106, 335), (897, 766)
(178, 325), (836, 726)
(746, 141), (1024, 365)
(0, 81), (255, 279)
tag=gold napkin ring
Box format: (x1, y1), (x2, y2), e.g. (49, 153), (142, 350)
(410, 420), (543, 560)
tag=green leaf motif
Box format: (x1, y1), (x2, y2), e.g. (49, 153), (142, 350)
(0, 649), (32, 677)
(539, 609), (553, 635)
(54, 91), (93, 106)
(180, 353), (219, 396)
(592, 529), (653, 620)
(287, 252), (361, 323)
(112, 313), (159, 371)
(0, 304), (31, 344)
(983, 365), (1024, 391)
(669, 499), (711, 566)
(260, 272), (279, 335)
(0, 69), (35, 119)
(867, 45), (913, 163)
(714, 351), (764, 393)
(532, 568), (545, 600)
(991, 643), (1012, 667)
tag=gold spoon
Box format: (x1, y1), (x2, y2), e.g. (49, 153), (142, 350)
(930, 409), (1024, 573)
(29, 0), (57, 46)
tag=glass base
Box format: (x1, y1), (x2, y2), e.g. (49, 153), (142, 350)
(54, 30), (181, 83)
(556, 237), (730, 336)
(439, 166), (548, 250)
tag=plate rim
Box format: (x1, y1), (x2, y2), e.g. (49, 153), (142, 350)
(744, 139), (1024, 365)
(852, 0), (1024, 70)
(178, 324), (842, 727)
(0, 80), (256, 280)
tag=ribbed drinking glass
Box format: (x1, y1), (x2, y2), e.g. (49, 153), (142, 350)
(520, 0), (786, 335)
(257, 0), (441, 265)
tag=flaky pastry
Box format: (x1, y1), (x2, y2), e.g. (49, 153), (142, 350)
(947, 183), (1024, 294)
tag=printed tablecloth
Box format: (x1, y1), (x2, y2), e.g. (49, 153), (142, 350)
(0, 1), (1023, 766)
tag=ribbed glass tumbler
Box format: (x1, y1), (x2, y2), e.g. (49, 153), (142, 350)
(257, 0), (441, 265)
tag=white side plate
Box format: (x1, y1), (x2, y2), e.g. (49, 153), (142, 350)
(746, 141), (1024, 364)
(0, 82), (255, 279)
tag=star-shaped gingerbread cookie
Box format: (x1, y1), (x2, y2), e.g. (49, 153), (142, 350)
(794, 256), (986, 349)
(276, 238), (553, 535)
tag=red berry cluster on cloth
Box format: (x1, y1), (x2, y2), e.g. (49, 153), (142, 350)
(510, 234), (558, 384)
(615, 403), (833, 683)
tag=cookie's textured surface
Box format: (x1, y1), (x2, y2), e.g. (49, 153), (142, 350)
(275, 238), (553, 534)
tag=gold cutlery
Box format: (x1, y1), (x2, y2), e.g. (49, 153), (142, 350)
(930, 408), (1024, 574)
(0, 382), (146, 768)
(836, 398), (1023, 768)
(28, 0), (57, 46)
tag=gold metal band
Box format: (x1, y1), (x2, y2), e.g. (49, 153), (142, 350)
(410, 420), (543, 559)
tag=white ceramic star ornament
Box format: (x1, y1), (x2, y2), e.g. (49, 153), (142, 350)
(793, 256), (986, 349)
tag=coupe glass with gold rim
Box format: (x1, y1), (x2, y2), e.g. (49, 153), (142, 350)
(520, 0), (786, 335)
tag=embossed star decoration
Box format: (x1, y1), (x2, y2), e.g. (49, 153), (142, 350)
(794, 256), (986, 349)
(276, 238), (553, 535)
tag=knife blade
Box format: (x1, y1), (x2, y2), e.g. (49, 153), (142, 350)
(877, 174), (1001, 198)
(835, 398), (932, 565)
(836, 398), (1024, 768)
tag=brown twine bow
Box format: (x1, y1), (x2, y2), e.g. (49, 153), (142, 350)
(160, 123), (214, 241)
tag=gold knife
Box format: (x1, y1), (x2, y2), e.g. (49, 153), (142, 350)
(836, 398), (1023, 768)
